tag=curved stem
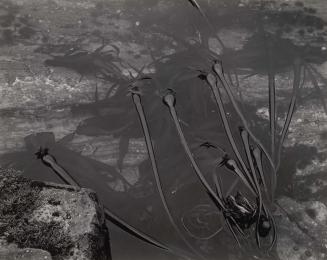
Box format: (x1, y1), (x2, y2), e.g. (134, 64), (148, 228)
(252, 147), (269, 196)
(264, 39), (277, 166)
(225, 218), (242, 247)
(225, 159), (257, 196)
(164, 93), (255, 247)
(264, 204), (277, 251)
(206, 74), (257, 194)
(40, 153), (175, 255)
(210, 68), (276, 249)
(212, 172), (223, 200)
(164, 92), (226, 211)
(240, 129), (261, 196)
(268, 72), (276, 162)
(206, 73), (278, 248)
(132, 93), (205, 260)
(212, 172), (245, 247)
(212, 64), (276, 173)
(240, 129), (264, 247)
(42, 154), (80, 186)
(104, 208), (171, 251)
(186, 0), (225, 50)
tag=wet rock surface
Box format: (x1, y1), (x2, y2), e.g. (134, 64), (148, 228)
(0, 242), (52, 260)
(275, 196), (327, 260)
(0, 168), (111, 260)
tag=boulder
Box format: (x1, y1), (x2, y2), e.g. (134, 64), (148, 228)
(0, 168), (111, 260)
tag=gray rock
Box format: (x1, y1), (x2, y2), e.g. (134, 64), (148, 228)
(0, 245), (52, 260)
(275, 196), (327, 260)
(0, 168), (111, 260)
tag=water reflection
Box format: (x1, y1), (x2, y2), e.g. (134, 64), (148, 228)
(0, 0), (326, 259)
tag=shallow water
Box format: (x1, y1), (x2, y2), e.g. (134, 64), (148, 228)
(0, 0), (327, 259)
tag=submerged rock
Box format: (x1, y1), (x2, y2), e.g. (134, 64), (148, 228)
(0, 241), (52, 260)
(0, 168), (111, 260)
(275, 196), (327, 260)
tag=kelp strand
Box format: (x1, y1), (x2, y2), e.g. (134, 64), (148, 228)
(132, 91), (204, 260)
(206, 73), (257, 195)
(212, 63), (276, 173)
(163, 91), (226, 211)
(38, 150), (181, 257)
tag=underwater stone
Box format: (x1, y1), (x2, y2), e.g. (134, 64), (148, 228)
(0, 168), (111, 260)
(275, 196), (327, 260)
(0, 245), (52, 260)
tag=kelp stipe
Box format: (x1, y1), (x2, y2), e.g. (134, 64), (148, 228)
(206, 73), (257, 195)
(266, 40), (277, 167)
(162, 89), (226, 210)
(185, 0), (225, 49)
(212, 174), (241, 247)
(213, 62), (277, 200)
(239, 128), (262, 195)
(239, 128), (264, 248)
(212, 63), (276, 172)
(205, 70), (277, 250)
(222, 158), (256, 196)
(186, 0), (205, 18)
(251, 147), (269, 196)
(35, 147), (184, 258)
(163, 89), (260, 248)
(130, 86), (205, 260)
(212, 172), (223, 200)
(103, 208), (171, 252)
(212, 172), (248, 248)
(263, 205), (277, 251)
(35, 147), (80, 187)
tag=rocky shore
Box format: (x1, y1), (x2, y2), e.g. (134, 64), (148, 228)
(0, 168), (111, 260)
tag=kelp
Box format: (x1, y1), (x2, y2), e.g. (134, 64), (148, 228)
(33, 141), (185, 258)
(9, 1), (323, 257)
(206, 73), (258, 195)
(131, 86), (204, 260)
(201, 63), (278, 249)
(251, 147), (268, 195)
(162, 87), (277, 249)
(163, 90), (226, 210)
(212, 62), (276, 174)
(266, 41), (277, 166)
(185, 0), (225, 49)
